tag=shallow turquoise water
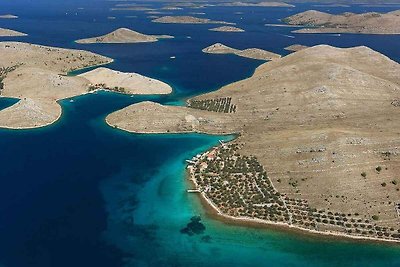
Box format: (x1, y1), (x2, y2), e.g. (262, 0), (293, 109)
(0, 1), (400, 266)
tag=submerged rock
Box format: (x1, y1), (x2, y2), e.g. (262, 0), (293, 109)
(180, 216), (206, 236)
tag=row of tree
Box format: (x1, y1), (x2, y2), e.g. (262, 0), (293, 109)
(189, 97), (237, 113)
(0, 65), (20, 94)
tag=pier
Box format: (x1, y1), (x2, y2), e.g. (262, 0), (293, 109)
(187, 189), (201, 193)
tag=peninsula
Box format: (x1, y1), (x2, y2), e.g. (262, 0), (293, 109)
(78, 67), (172, 95)
(0, 42), (172, 129)
(203, 43), (281, 61)
(106, 45), (400, 243)
(284, 10), (400, 34)
(209, 26), (245, 32)
(75, 28), (173, 44)
(0, 28), (27, 37)
(152, 16), (235, 25)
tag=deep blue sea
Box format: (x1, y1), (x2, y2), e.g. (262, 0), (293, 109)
(1, 1), (400, 266)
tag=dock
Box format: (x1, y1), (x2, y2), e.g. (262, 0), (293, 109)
(187, 189), (201, 193)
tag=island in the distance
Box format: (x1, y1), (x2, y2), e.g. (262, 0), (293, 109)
(111, 6), (155, 11)
(218, 1), (295, 7)
(152, 16), (235, 25)
(106, 45), (400, 243)
(284, 10), (400, 34)
(0, 42), (172, 129)
(75, 28), (173, 44)
(209, 26), (245, 32)
(0, 14), (18, 19)
(284, 44), (309, 52)
(203, 43), (281, 61)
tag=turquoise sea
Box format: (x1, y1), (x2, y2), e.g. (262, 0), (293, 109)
(1, 1), (400, 266)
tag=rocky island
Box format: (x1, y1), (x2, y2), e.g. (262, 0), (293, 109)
(284, 44), (309, 52)
(106, 45), (400, 243)
(218, 1), (294, 7)
(209, 26), (245, 32)
(284, 10), (400, 34)
(152, 16), (235, 25)
(0, 14), (18, 19)
(111, 6), (155, 11)
(0, 42), (172, 129)
(75, 28), (173, 44)
(203, 43), (281, 61)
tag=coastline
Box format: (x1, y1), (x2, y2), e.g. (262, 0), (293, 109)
(0, 92), (94, 131)
(104, 114), (239, 136)
(0, 57), (173, 130)
(65, 59), (114, 76)
(0, 59), (114, 131)
(185, 145), (400, 246)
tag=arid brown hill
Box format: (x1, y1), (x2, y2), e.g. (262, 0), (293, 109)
(107, 45), (400, 239)
(284, 10), (400, 34)
(76, 28), (173, 44)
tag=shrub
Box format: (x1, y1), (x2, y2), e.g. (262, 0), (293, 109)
(376, 166), (382, 172)
(361, 172), (367, 178)
(372, 215), (379, 221)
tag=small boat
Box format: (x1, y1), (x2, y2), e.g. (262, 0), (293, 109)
(281, 34), (295, 38)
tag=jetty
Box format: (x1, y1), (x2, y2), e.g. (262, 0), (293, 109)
(187, 189), (201, 193)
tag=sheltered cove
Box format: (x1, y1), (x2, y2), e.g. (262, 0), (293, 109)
(0, 42), (172, 129)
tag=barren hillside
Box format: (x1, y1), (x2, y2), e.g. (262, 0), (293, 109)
(107, 45), (400, 240)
